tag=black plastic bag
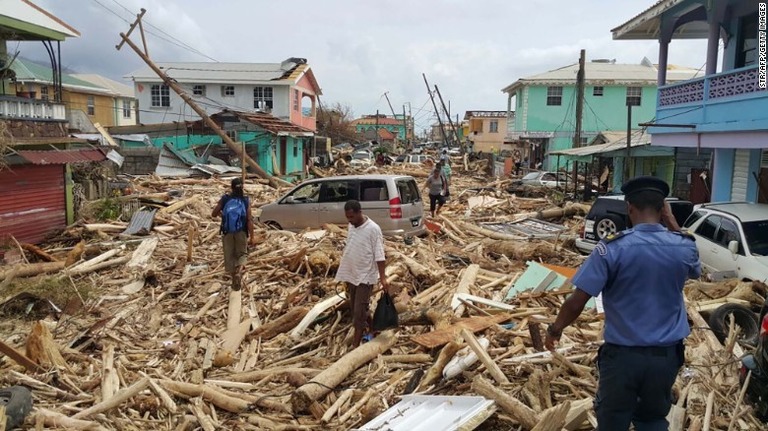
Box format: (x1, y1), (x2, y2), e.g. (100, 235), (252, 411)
(372, 292), (399, 331)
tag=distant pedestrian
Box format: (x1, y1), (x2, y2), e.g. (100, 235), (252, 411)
(211, 177), (256, 290)
(335, 200), (391, 347)
(424, 168), (447, 217)
(437, 160), (452, 199)
(440, 149), (450, 165)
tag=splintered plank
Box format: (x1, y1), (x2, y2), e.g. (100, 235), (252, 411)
(411, 313), (511, 349)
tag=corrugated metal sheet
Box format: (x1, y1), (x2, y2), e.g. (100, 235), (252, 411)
(0, 165), (66, 245)
(16, 149), (107, 165)
(353, 395), (495, 431)
(731, 149), (750, 201)
(123, 209), (157, 235)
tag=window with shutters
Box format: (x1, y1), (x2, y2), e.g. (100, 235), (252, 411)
(151, 84), (170, 107)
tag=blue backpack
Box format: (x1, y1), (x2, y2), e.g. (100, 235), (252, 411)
(221, 195), (248, 234)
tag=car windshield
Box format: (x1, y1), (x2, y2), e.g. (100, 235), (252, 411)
(522, 173), (539, 180)
(742, 220), (768, 256)
(353, 152), (370, 160)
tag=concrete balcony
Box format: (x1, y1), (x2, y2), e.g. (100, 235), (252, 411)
(653, 65), (768, 135)
(0, 96), (67, 121)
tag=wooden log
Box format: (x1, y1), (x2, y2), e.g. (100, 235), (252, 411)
(380, 354), (432, 363)
(702, 392), (715, 431)
(20, 243), (58, 262)
(290, 295), (345, 338)
(529, 322), (544, 352)
(460, 328), (509, 384)
(158, 196), (200, 215)
(250, 306), (309, 340)
(419, 341), (461, 391)
(459, 221), (526, 241)
(220, 318), (252, 353)
(398, 306), (452, 328)
(35, 408), (107, 431)
(472, 375), (538, 429)
(0, 339), (44, 373)
(563, 398), (592, 431)
(532, 401), (571, 431)
(454, 264), (480, 317)
(411, 313), (511, 349)
(64, 240), (86, 267)
(321, 388), (353, 423)
(0, 405), (5, 431)
(396, 252), (445, 284)
(291, 330), (396, 413)
(159, 380), (250, 413)
(141, 374), (177, 414)
(101, 344), (119, 401)
(127, 237), (159, 269)
(73, 377), (149, 419)
(227, 290), (242, 331)
(338, 389), (374, 424)
(26, 321), (69, 371)
(0, 261), (65, 281)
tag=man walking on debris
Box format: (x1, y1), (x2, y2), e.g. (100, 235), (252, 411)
(335, 200), (391, 346)
(212, 177), (256, 291)
(544, 176), (701, 431)
(424, 168), (447, 218)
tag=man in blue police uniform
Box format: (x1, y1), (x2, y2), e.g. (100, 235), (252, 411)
(544, 176), (701, 431)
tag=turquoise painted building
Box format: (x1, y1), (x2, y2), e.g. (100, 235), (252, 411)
(352, 115), (407, 141)
(502, 61), (702, 171)
(614, 0), (768, 204)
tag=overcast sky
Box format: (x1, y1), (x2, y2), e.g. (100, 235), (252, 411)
(24, 0), (707, 133)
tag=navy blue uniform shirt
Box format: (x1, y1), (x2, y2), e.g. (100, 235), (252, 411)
(572, 223), (701, 347)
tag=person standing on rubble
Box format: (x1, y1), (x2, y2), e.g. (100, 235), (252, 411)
(211, 177), (256, 291)
(335, 200), (391, 347)
(424, 168), (447, 218)
(544, 176), (700, 431)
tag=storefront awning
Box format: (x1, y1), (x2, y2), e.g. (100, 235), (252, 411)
(548, 130), (652, 162)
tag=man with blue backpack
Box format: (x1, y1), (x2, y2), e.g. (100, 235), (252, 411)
(212, 177), (256, 290)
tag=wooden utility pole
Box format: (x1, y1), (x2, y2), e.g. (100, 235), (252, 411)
(573, 49), (586, 196)
(624, 105), (632, 182)
(116, 11), (287, 188)
(434, 85), (461, 147)
(402, 104), (409, 149)
(422, 73), (448, 145)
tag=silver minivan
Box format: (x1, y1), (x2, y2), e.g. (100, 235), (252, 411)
(257, 174), (426, 236)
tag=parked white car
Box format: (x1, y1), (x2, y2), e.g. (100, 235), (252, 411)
(683, 203), (768, 282)
(516, 171), (567, 188)
(397, 154), (433, 165)
(349, 150), (373, 168)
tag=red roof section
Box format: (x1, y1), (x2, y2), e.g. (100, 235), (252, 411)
(16, 149), (107, 165)
(377, 129), (396, 140)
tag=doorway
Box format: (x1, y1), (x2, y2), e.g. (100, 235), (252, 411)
(280, 137), (287, 176)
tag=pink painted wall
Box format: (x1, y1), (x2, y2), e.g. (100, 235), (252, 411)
(288, 72), (319, 132)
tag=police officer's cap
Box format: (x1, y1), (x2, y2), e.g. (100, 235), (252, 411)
(621, 176), (669, 200)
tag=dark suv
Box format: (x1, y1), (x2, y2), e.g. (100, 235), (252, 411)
(575, 195), (693, 254)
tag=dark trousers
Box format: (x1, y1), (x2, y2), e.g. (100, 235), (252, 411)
(596, 342), (684, 431)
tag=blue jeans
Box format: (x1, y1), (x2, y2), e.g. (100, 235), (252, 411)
(595, 342), (684, 431)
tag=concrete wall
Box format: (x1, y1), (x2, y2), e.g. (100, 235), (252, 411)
(119, 147), (161, 175)
(469, 117), (507, 152)
(134, 81), (291, 124)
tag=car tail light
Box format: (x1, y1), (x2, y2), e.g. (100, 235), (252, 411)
(579, 224), (585, 239)
(389, 197), (402, 219)
(761, 315), (768, 336)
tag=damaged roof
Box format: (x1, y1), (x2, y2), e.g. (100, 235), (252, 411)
(194, 110), (314, 137)
(126, 58), (319, 91)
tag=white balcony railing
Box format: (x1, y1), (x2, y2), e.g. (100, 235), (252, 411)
(658, 65), (766, 107)
(0, 96), (67, 121)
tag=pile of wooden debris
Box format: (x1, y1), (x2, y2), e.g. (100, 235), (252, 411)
(0, 173), (763, 430)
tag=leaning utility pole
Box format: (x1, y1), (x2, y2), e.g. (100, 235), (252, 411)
(434, 84), (461, 147)
(116, 9), (287, 188)
(422, 73), (448, 145)
(572, 49), (586, 196)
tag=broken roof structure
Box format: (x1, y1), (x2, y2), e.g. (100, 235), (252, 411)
(190, 110), (314, 137)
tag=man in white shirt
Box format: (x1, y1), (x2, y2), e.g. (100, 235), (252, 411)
(335, 200), (391, 346)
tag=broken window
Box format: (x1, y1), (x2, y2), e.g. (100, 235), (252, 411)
(626, 87), (642, 106)
(87, 96), (95, 115)
(546, 86), (562, 106)
(193, 85), (206, 96)
(221, 86), (235, 97)
(151, 84), (170, 107)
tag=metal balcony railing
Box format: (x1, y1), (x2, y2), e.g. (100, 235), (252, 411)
(658, 65), (767, 107)
(0, 96), (67, 120)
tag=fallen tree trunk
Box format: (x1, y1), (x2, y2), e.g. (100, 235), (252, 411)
(472, 375), (538, 429)
(0, 261), (65, 281)
(249, 306), (308, 340)
(454, 264), (480, 317)
(291, 330), (397, 413)
(419, 341), (461, 391)
(35, 408), (107, 431)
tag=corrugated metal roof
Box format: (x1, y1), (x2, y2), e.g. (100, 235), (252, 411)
(70, 74), (135, 98)
(548, 130), (651, 159)
(0, 0), (79, 39)
(16, 148), (107, 164)
(123, 209), (157, 236)
(502, 61), (703, 94)
(126, 60), (306, 84)
(192, 110), (314, 136)
(611, 0), (710, 41)
(354, 395), (495, 431)
(0, 164), (65, 245)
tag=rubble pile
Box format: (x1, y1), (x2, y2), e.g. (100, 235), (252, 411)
(0, 173), (764, 430)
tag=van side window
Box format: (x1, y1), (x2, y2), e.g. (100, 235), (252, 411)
(360, 180), (388, 202)
(396, 179), (421, 204)
(319, 180), (358, 203)
(285, 182), (320, 203)
(696, 215), (721, 242)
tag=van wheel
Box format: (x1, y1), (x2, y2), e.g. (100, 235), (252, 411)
(0, 386), (33, 429)
(264, 221), (282, 230)
(709, 304), (759, 346)
(595, 215), (622, 239)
